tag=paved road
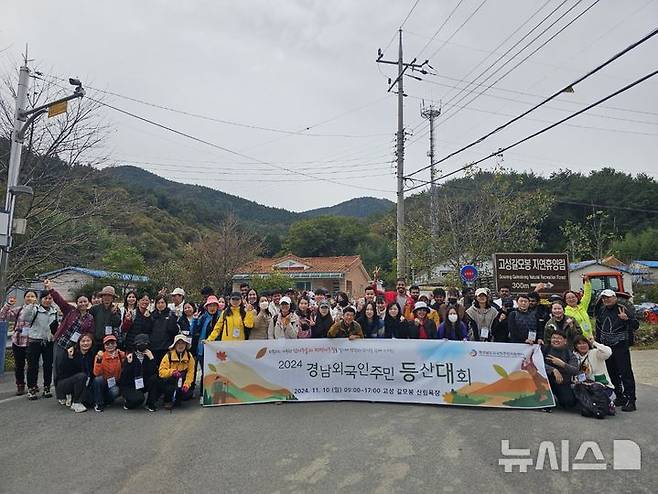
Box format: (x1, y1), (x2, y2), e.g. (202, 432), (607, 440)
(0, 351), (656, 494)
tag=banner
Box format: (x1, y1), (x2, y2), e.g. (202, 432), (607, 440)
(202, 339), (555, 409)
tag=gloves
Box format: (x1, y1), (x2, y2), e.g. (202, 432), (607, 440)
(172, 370), (181, 379)
(181, 384), (189, 393)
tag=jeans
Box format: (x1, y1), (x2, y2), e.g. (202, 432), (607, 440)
(56, 372), (92, 404)
(26, 340), (54, 389)
(92, 376), (121, 406)
(605, 341), (636, 401)
(12, 344), (27, 386)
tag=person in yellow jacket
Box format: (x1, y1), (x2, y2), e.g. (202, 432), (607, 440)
(208, 292), (255, 342)
(158, 334), (196, 410)
(564, 279), (594, 338)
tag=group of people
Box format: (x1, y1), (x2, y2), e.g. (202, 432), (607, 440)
(1, 275), (639, 414)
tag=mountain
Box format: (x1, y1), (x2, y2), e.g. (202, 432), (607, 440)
(101, 166), (392, 230)
(302, 197), (394, 218)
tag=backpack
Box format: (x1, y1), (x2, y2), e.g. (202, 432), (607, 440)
(573, 382), (609, 419)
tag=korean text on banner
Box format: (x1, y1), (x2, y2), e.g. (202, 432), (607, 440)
(202, 339), (555, 409)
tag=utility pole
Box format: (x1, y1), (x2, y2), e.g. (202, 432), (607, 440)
(420, 103), (441, 236)
(0, 57), (84, 300)
(376, 30), (428, 279)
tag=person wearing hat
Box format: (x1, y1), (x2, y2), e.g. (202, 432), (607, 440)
(594, 289), (639, 411)
(89, 285), (121, 352)
(157, 334), (196, 410)
(208, 292), (255, 342)
(120, 333), (159, 411)
(327, 306), (363, 339)
(168, 288), (186, 318)
(410, 301), (437, 339)
(92, 334), (126, 412)
(312, 300), (334, 338)
(268, 296), (300, 339)
(465, 288), (500, 342)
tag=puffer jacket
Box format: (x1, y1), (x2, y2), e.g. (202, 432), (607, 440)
(21, 303), (58, 341)
(565, 280), (593, 338)
(93, 350), (126, 382)
(158, 349), (196, 388)
(150, 308), (179, 351)
(191, 310), (221, 357)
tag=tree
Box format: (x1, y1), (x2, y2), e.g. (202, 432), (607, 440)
(102, 245), (147, 275)
(0, 68), (122, 288)
(283, 216), (361, 257)
(404, 170), (554, 280)
(250, 272), (292, 294)
(613, 227), (658, 262)
(560, 219), (591, 262)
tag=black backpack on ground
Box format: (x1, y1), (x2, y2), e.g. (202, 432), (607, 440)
(573, 382), (609, 419)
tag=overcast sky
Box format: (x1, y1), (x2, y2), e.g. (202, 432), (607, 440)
(2, 0), (657, 211)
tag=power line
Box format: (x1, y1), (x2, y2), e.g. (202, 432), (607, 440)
(44, 74), (388, 139)
(426, 0), (489, 59)
(406, 26), (658, 179)
(404, 68), (658, 193)
(438, 0), (602, 126)
(400, 0), (423, 28)
(415, 0), (467, 58)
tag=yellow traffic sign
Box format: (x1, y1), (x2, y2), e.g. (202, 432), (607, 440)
(48, 100), (68, 118)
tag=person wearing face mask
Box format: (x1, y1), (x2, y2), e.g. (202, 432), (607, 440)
(56, 333), (96, 413)
(313, 301), (334, 338)
(0, 289), (39, 395)
(120, 333), (159, 411)
(121, 292), (153, 352)
(209, 292), (255, 341)
(22, 287), (59, 400)
(251, 295), (272, 340)
(437, 307), (469, 340)
(440, 288), (466, 323)
(544, 302), (582, 349)
(92, 334), (125, 412)
(48, 280), (94, 386)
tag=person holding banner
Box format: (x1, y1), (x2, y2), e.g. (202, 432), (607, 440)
(208, 292), (255, 342)
(411, 302), (436, 340)
(327, 306), (363, 339)
(465, 288), (499, 341)
(157, 334), (196, 410)
(437, 307), (469, 341)
(268, 296), (300, 339)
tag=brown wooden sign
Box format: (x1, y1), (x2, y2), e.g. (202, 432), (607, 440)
(493, 252), (570, 295)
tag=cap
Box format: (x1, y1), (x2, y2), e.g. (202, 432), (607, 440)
(134, 333), (150, 347)
(475, 288), (489, 297)
(413, 301), (429, 312)
(280, 296), (292, 305)
(170, 287), (186, 297)
(103, 334), (117, 344)
(600, 289), (616, 297)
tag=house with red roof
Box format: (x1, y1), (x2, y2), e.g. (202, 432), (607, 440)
(232, 254), (370, 297)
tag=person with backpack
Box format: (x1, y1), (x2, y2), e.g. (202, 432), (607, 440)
(120, 333), (159, 411)
(92, 334), (125, 412)
(0, 290), (38, 395)
(47, 280), (94, 385)
(268, 297), (299, 339)
(22, 289), (59, 400)
(55, 333), (95, 413)
(208, 292), (254, 341)
(572, 335), (616, 416)
(150, 295), (180, 365)
(542, 330), (579, 409)
(595, 289), (639, 412)
(157, 334), (196, 410)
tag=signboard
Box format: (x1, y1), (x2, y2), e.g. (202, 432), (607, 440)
(493, 252), (569, 295)
(460, 264), (479, 285)
(48, 100), (68, 118)
(202, 339), (554, 409)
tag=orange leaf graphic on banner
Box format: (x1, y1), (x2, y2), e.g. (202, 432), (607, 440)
(255, 348), (268, 359)
(217, 351), (227, 361)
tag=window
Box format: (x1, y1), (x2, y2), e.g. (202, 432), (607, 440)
(295, 281), (311, 291)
